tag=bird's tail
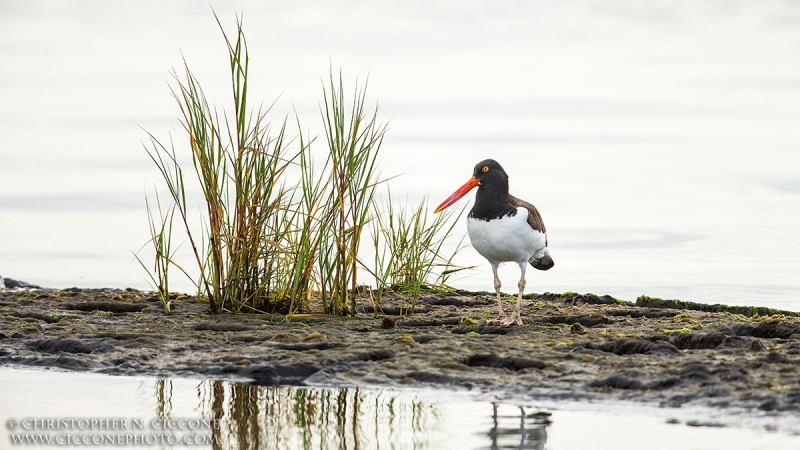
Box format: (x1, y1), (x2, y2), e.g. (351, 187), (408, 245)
(530, 248), (554, 271)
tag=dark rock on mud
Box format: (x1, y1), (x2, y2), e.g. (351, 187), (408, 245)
(538, 292), (628, 306)
(636, 295), (798, 318)
(193, 322), (256, 332)
(538, 314), (612, 328)
(589, 373), (647, 390)
(583, 337), (681, 355)
(64, 302), (150, 314)
(1, 287), (800, 420)
(729, 320), (800, 339)
(451, 325), (516, 335)
(670, 332), (727, 350)
(26, 338), (113, 354)
(1, 278), (42, 289)
(226, 362), (320, 386)
(466, 353), (546, 371)
(605, 308), (679, 319)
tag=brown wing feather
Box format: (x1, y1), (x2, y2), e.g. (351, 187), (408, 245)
(511, 195), (553, 270)
(510, 195), (546, 235)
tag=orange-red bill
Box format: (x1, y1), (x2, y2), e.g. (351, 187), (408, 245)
(434, 176), (480, 213)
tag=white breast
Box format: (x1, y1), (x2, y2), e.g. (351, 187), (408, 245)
(467, 207), (547, 265)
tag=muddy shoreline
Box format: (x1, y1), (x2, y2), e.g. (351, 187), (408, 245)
(2, 287), (800, 427)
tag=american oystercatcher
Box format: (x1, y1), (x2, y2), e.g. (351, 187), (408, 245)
(434, 159), (553, 325)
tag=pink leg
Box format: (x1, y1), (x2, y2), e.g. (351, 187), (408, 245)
(492, 263), (506, 319)
(501, 264), (526, 326)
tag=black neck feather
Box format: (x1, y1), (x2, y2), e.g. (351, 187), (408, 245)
(469, 181), (517, 221)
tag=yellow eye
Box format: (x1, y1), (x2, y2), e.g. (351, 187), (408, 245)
(481, 166), (489, 173)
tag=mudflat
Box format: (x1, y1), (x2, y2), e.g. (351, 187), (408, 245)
(2, 287), (799, 421)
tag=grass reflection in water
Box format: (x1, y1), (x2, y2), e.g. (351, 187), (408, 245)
(150, 379), (552, 449)
(196, 382), (440, 449)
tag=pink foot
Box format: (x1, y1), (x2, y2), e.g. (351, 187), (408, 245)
(486, 315), (509, 325)
(499, 313), (523, 326)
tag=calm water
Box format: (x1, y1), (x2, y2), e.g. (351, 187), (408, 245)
(2, 1), (800, 308)
(2, 367), (799, 450)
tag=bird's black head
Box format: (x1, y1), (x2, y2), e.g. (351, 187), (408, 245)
(433, 158), (511, 214)
(472, 159), (509, 193)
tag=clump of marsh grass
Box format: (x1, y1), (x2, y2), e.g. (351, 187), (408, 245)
(371, 189), (469, 312)
(143, 15), (318, 314)
(139, 14), (467, 317)
(316, 71), (387, 316)
(134, 192), (180, 313)
(278, 132), (331, 316)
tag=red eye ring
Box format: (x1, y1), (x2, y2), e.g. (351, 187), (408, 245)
(481, 166), (489, 173)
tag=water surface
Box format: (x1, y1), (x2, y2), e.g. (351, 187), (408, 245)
(2, 367), (799, 449)
(1, 1), (799, 308)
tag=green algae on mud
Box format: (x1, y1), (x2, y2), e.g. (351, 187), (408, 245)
(1, 287), (800, 424)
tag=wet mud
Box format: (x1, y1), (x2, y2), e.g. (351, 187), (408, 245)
(2, 288), (800, 421)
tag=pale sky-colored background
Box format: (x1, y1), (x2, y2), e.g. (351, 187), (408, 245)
(1, 0), (799, 308)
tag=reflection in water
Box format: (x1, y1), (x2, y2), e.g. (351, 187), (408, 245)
(148, 379), (552, 449)
(4, 368), (800, 450)
(480, 404), (550, 450)
(198, 381), (443, 449)
(154, 379), (173, 419)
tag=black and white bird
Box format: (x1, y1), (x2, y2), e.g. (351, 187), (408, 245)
(434, 159), (553, 325)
